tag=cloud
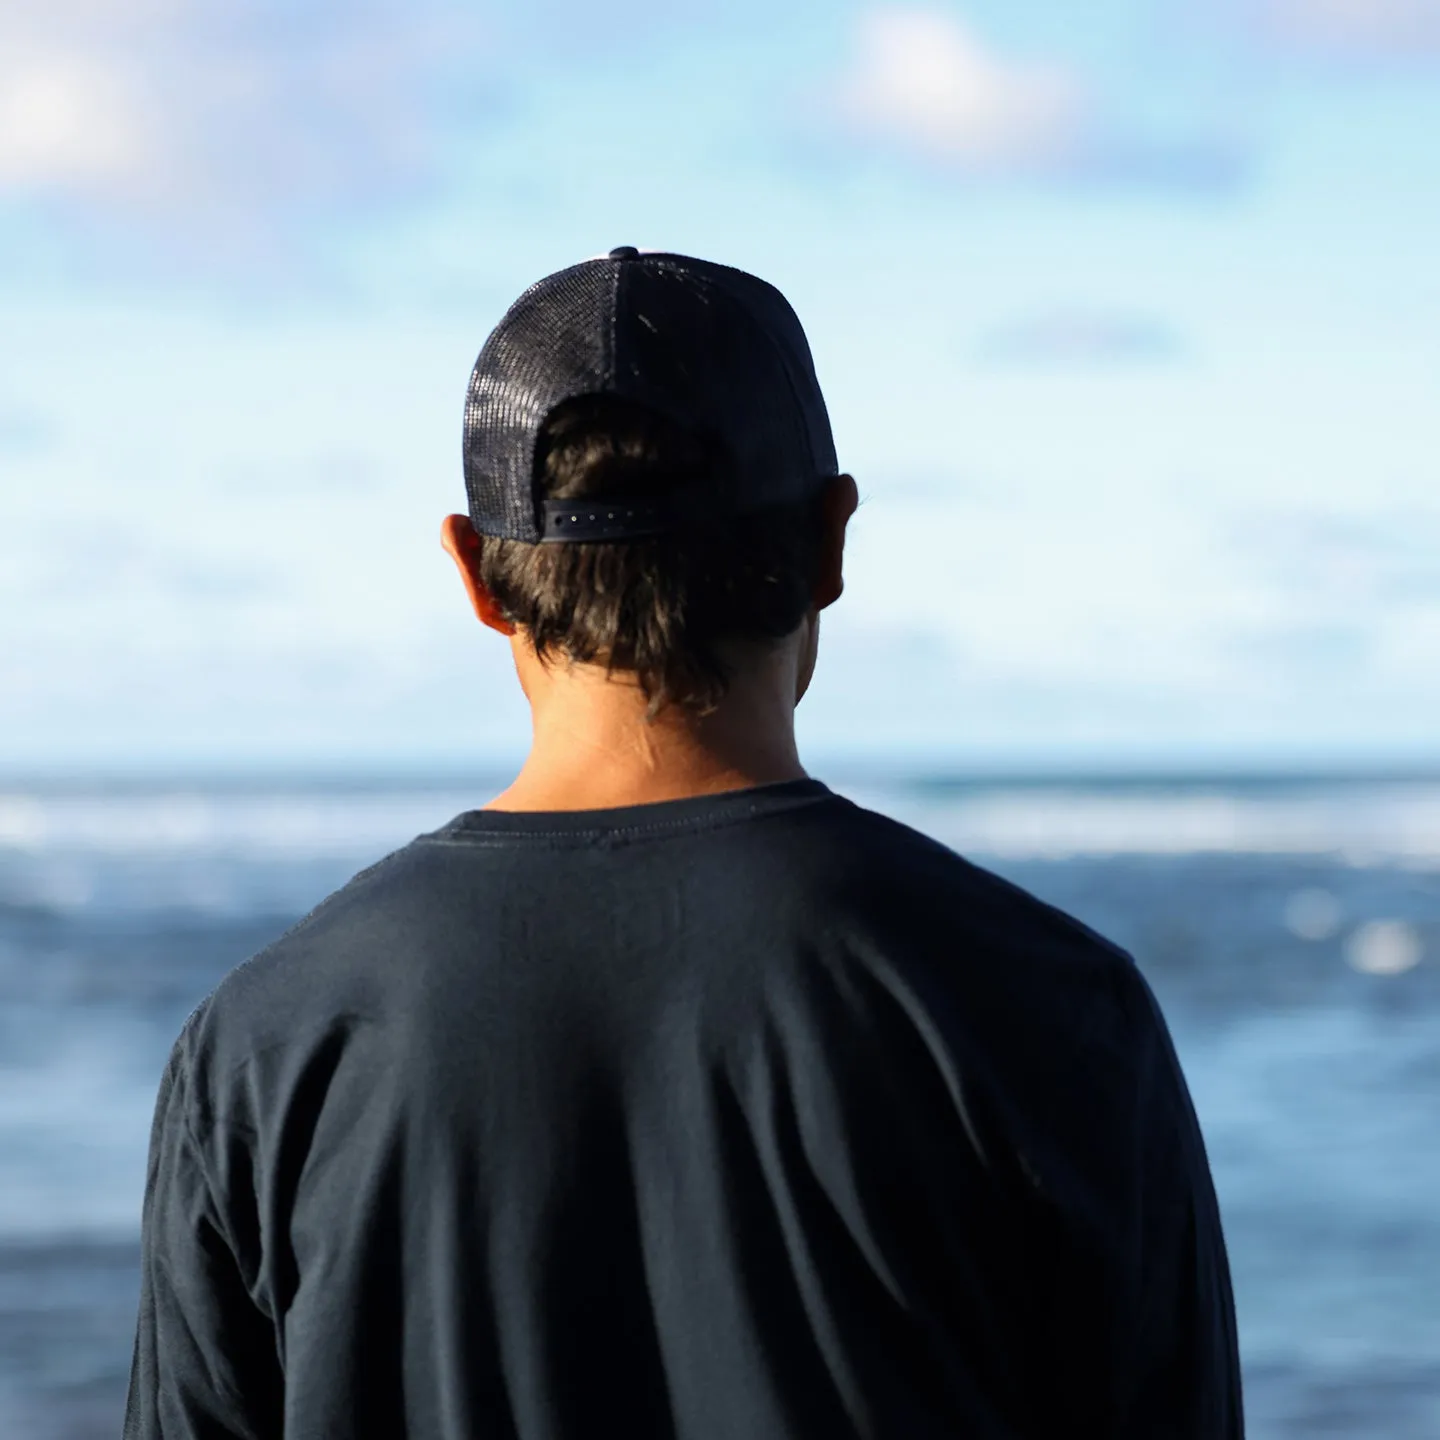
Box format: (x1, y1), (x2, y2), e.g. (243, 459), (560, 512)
(1255, 0), (1440, 53)
(978, 312), (1187, 367)
(835, 9), (1082, 169)
(831, 8), (1246, 190)
(0, 0), (484, 225)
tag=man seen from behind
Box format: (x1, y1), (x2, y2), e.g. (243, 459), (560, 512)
(125, 246), (1244, 1439)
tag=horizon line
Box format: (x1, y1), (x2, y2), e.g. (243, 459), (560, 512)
(4, 758), (1440, 794)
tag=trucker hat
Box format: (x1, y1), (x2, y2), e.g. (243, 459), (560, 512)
(462, 247), (839, 543)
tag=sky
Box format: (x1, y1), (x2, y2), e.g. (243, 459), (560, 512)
(3, 0), (1440, 772)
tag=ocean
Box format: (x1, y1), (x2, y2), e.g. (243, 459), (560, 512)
(2, 774), (1437, 1437)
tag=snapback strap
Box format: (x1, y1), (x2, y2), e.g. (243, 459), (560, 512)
(540, 497), (675, 542)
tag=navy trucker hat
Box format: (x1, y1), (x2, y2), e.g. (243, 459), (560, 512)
(462, 247), (839, 543)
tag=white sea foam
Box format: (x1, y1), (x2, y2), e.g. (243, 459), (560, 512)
(1346, 920), (1423, 976)
(0, 788), (477, 862)
(1, 782), (1439, 880)
(0, 787), (488, 916)
(847, 783), (1440, 864)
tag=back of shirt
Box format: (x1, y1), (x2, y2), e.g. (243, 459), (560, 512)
(125, 779), (1243, 1440)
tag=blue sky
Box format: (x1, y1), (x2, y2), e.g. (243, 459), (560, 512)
(3, 0), (1439, 771)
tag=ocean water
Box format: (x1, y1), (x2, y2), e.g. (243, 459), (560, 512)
(2, 774), (1438, 1437)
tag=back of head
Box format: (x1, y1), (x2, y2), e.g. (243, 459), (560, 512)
(476, 394), (828, 717)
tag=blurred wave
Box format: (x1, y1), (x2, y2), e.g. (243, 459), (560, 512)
(2, 777), (1439, 911)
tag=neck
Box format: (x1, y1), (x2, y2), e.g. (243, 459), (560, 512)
(485, 642), (807, 812)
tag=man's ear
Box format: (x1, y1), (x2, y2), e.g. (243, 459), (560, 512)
(440, 515), (517, 637)
(813, 474), (859, 611)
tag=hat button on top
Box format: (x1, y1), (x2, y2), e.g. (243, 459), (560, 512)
(608, 246), (640, 260)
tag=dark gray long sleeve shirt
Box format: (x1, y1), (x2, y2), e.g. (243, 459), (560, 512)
(125, 779), (1243, 1438)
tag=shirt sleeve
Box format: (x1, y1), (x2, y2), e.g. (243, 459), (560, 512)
(1032, 960), (1246, 1440)
(1123, 970), (1245, 1440)
(124, 1024), (285, 1440)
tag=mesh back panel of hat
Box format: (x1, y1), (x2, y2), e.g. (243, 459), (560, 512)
(463, 262), (619, 542)
(462, 254), (837, 543)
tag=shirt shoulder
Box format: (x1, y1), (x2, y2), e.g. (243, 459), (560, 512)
(785, 795), (1136, 983)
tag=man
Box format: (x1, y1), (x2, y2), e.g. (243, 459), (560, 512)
(125, 248), (1244, 1438)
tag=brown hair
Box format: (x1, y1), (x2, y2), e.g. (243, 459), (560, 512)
(476, 395), (827, 717)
